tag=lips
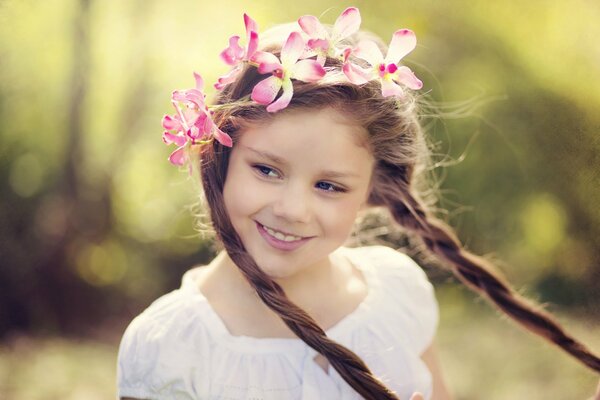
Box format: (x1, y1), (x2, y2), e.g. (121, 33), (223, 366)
(255, 221), (313, 251)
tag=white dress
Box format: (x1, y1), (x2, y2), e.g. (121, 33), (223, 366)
(117, 245), (439, 400)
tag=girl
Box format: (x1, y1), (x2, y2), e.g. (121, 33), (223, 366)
(117, 8), (600, 400)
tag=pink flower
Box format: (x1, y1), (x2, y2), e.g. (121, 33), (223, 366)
(298, 7), (361, 65)
(344, 29), (423, 97)
(163, 73), (232, 166)
(250, 31), (325, 112)
(215, 14), (259, 90)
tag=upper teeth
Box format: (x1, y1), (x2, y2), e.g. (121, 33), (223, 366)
(263, 225), (303, 242)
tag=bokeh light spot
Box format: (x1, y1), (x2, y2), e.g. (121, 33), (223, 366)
(75, 241), (127, 286)
(9, 153), (44, 197)
(519, 193), (567, 255)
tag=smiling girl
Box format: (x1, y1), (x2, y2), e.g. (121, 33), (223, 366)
(117, 7), (600, 400)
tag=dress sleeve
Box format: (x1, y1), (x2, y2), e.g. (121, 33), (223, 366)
(116, 290), (210, 400)
(370, 245), (439, 354)
(116, 314), (159, 399)
(116, 311), (187, 400)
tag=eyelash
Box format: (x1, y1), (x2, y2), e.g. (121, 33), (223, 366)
(252, 164), (280, 178)
(316, 181), (347, 193)
(252, 164), (347, 193)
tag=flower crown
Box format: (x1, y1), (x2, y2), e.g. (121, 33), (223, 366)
(162, 7), (423, 166)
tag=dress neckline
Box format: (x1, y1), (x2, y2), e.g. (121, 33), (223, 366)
(180, 246), (382, 353)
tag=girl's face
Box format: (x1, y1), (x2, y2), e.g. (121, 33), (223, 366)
(223, 107), (375, 281)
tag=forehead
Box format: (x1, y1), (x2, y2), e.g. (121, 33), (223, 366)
(235, 108), (374, 173)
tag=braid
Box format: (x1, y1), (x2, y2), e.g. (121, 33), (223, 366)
(185, 12), (599, 396)
(200, 145), (400, 400)
(374, 161), (600, 373)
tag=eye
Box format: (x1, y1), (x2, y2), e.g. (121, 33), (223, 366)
(315, 181), (347, 193)
(252, 164), (280, 179)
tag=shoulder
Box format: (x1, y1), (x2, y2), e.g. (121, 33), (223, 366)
(118, 289), (193, 351)
(118, 267), (212, 346)
(346, 245), (439, 353)
(116, 274), (214, 398)
(348, 244), (431, 282)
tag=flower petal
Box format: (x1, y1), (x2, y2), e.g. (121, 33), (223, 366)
(332, 7), (361, 40)
(162, 115), (182, 131)
(354, 39), (384, 66)
(213, 81), (227, 91)
(300, 45), (317, 59)
(213, 127), (233, 147)
(219, 35), (245, 65)
(380, 78), (404, 97)
(307, 38), (329, 53)
(342, 46), (352, 62)
(258, 62), (282, 75)
(394, 65), (423, 90)
(244, 14), (258, 36)
(171, 90), (186, 102)
(298, 15), (327, 38)
(214, 65), (242, 90)
(187, 125), (200, 140)
(290, 59), (325, 82)
(266, 79), (293, 112)
(168, 147), (186, 166)
(281, 32), (304, 66)
(251, 51), (281, 73)
(195, 112), (212, 138)
(162, 131), (187, 147)
(193, 72), (204, 91)
(182, 108), (199, 127)
(251, 75), (282, 105)
(247, 30), (259, 59)
(316, 53), (326, 66)
(385, 29), (417, 64)
(343, 62), (373, 84)
(172, 89), (204, 108)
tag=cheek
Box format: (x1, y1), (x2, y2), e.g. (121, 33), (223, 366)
(223, 154), (244, 210)
(222, 184), (235, 217)
(224, 180), (248, 219)
(320, 198), (363, 234)
(227, 189), (263, 218)
(223, 164), (264, 220)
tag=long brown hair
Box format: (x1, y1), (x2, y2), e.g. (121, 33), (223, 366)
(198, 27), (600, 399)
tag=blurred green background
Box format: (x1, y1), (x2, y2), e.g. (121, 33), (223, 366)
(1, 0), (599, 398)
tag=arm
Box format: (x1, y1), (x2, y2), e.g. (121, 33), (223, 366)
(591, 380), (600, 400)
(421, 342), (453, 400)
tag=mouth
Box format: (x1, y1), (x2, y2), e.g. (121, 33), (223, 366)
(255, 221), (313, 251)
(257, 222), (308, 241)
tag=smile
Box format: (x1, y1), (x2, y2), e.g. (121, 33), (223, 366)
(261, 224), (305, 242)
(255, 222), (313, 251)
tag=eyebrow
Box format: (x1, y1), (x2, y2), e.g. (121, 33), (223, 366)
(243, 146), (360, 179)
(245, 146), (287, 164)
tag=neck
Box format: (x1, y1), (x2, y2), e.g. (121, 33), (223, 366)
(213, 249), (342, 308)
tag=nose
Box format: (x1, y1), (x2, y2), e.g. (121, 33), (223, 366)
(272, 181), (312, 224)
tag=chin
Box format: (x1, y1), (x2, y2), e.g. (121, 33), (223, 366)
(253, 258), (300, 280)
